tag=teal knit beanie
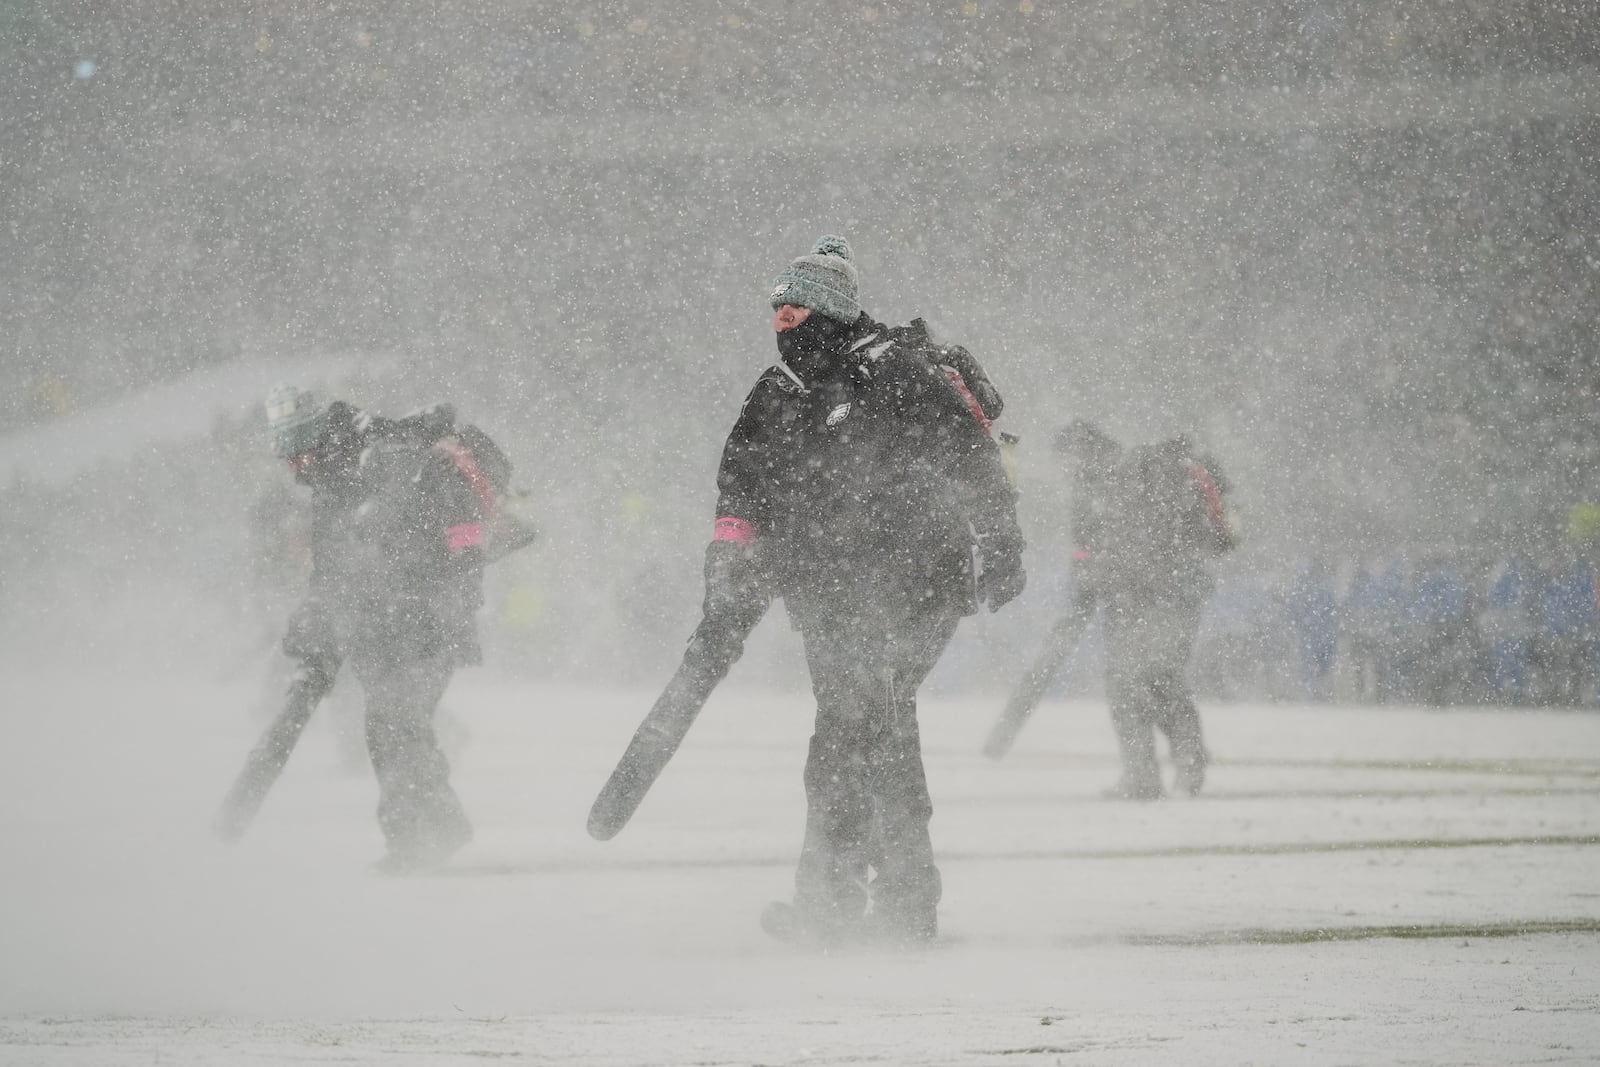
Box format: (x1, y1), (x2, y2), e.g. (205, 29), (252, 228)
(768, 234), (860, 323)
(265, 383), (328, 458)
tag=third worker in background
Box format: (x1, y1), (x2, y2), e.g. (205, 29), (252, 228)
(1093, 431), (1238, 800)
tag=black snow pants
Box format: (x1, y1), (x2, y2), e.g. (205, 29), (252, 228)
(218, 602), (471, 863)
(349, 647), (472, 866)
(1102, 578), (1210, 797)
(322, 596), (473, 866)
(785, 590), (961, 939)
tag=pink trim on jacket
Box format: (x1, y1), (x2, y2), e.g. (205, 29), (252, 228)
(446, 523), (485, 552)
(712, 516), (756, 545)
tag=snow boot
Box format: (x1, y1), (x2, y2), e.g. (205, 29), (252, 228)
(1172, 747), (1208, 797)
(1107, 703), (1164, 801)
(862, 904), (939, 947)
(760, 901), (865, 948)
(1102, 774), (1166, 801)
(1159, 696), (1209, 797)
(374, 809), (473, 875)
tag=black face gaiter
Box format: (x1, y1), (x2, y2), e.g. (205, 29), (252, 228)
(775, 312), (852, 384)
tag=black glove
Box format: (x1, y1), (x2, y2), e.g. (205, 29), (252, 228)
(282, 597), (335, 662)
(702, 539), (768, 620)
(280, 597), (341, 682)
(977, 535), (1027, 612)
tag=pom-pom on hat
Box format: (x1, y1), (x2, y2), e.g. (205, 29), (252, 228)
(768, 234), (861, 323)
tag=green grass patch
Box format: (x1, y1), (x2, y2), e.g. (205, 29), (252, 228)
(947, 833), (1600, 864)
(1131, 917), (1600, 946)
(445, 834), (1600, 877)
(1221, 756), (1600, 778)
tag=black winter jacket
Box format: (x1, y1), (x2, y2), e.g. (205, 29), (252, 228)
(306, 434), (487, 666)
(714, 315), (1022, 615)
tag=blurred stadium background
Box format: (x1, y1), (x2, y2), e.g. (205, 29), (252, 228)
(3, 2), (1598, 704)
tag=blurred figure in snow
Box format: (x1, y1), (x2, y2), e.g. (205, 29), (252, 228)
(1535, 551), (1600, 707)
(1480, 554), (1540, 705)
(1340, 559), (1406, 703)
(1095, 434), (1238, 800)
(1285, 557), (1339, 702)
(217, 387), (492, 872)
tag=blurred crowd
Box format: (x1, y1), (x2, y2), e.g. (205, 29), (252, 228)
(1191, 547), (1600, 708)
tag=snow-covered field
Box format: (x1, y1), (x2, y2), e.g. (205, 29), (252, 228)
(2, 668), (1597, 1065)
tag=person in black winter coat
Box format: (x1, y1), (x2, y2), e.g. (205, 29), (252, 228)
(709, 235), (1026, 945)
(1095, 434), (1235, 800)
(227, 386), (488, 871)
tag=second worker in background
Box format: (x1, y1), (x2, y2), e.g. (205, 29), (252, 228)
(218, 389), (496, 872)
